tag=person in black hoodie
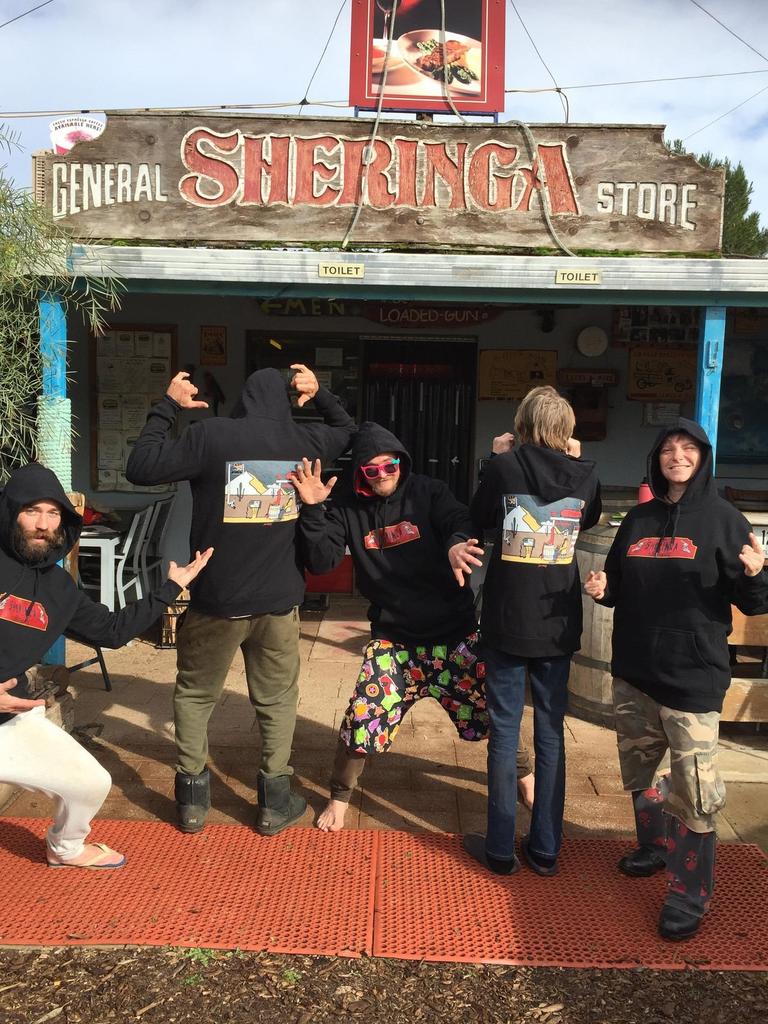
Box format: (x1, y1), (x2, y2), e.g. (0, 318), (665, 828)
(584, 418), (768, 940)
(290, 421), (534, 831)
(466, 386), (601, 878)
(125, 365), (354, 837)
(0, 463), (211, 868)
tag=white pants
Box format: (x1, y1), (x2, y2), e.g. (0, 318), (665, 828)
(0, 706), (112, 859)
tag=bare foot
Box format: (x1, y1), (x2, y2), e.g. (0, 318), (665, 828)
(316, 798), (349, 832)
(517, 772), (535, 810)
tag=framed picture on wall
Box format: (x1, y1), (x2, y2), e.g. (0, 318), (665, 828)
(200, 325), (227, 366)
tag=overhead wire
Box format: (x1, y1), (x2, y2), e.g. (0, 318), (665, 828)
(683, 82), (768, 141)
(689, 0), (768, 66)
(682, 0), (768, 142)
(508, 0), (568, 121)
(2, 70), (767, 120)
(508, 68), (768, 93)
(0, 0), (54, 32)
(297, 0), (348, 114)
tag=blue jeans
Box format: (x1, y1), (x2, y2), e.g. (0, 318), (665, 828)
(484, 647), (571, 863)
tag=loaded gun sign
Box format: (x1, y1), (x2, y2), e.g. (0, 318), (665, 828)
(35, 114), (725, 253)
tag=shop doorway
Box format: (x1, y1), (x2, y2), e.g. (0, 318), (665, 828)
(245, 330), (476, 501)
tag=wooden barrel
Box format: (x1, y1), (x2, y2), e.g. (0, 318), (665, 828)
(570, 524), (619, 726)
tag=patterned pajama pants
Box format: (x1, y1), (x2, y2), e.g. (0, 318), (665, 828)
(330, 633), (532, 801)
(341, 633), (489, 754)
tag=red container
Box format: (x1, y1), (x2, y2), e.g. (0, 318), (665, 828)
(305, 554), (354, 594)
(637, 479), (654, 504)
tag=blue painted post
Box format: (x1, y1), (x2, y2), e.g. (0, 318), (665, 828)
(694, 306), (726, 469)
(38, 292), (68, 665)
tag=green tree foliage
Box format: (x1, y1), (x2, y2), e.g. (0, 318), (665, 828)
(0, 129), (123, 481)
(667, 138), (768, 257)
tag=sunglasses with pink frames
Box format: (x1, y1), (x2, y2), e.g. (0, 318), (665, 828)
(360, 458), (400, 480)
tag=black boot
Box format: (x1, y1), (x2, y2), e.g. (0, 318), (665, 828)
(618, 782), (668, 877)
(658, 816), (716, 942)
(255, 773), (307, 837)
(175, 768), (210, 834)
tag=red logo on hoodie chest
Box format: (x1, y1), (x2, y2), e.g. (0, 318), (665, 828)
(363, 521), (421, 550)
(0, 593), (49, 631)
(627, 537), (698, 559)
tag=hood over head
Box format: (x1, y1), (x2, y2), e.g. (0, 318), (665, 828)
(350, 421), (412, 499)
(514, 443), (598, 504)
(229, 368), (295, 421)
(647, 417), (715, 506)
(0, 463), (81, 567)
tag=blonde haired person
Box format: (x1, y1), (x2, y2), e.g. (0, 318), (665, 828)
(464, 386), (601, 877)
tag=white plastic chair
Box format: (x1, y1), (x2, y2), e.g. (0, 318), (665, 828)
(79, 505), (153, 610)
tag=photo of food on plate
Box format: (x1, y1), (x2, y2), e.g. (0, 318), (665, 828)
(368, 0), (485, 98)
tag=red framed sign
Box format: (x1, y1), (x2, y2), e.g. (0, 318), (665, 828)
(349, 0), (506, 114)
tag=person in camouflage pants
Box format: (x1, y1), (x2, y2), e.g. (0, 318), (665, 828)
(612, 677), (721, 927)
(585, 419), (768, 941)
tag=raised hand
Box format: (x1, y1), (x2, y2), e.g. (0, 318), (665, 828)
(288, 458), (337, 505)
(166, 371), (209, 409)
(566, 437), (582, 458)
(739, 533), (766, 578)
(492, 432), (515, 455)
(448, 538), (484, 587)
(290, 363), (319, 408)
(0, 678), (46, 714)
(167, 547), (214, 588)
(584, 569), (607, 600)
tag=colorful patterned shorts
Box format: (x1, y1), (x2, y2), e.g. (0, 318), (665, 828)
(340, 631), (489, 755)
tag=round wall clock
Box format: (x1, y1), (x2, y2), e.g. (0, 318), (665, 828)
(576, 326), (609, 357)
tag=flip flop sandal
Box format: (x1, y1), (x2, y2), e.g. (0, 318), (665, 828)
(47, 842), (126, 869)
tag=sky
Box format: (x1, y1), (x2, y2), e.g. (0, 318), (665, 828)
(2, 0), (768, 223)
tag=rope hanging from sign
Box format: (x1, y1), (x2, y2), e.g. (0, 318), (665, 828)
(340, 0), (398, 249)
(501, 117), (579, 259)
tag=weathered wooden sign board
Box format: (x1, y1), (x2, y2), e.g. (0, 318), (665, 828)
(35, 113), (724, 252)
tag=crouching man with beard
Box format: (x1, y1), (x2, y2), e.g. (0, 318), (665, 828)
(0, 463), (212, 868)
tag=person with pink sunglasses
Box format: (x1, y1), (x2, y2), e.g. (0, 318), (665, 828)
(289, 421), (533, 833)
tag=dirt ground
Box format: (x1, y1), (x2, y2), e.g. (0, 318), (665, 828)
(1, 947), (766, 1024)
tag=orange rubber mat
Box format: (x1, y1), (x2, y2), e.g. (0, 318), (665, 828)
(0, 819), (375, 956)
(373, 833), (768, 970)
(1, 820), (766, 970)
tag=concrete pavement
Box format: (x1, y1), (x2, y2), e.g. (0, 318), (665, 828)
(3, 597), (767, 852)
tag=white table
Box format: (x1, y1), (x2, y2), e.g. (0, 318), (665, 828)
(78, 530), (121, 612)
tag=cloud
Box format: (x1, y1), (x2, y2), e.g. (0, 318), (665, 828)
(2, 0), (767, 221)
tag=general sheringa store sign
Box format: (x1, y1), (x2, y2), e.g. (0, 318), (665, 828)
(35, 114), (724, 253)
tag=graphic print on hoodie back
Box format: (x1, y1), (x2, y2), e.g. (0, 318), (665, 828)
(126, 369), (354, 618)
(471, 444), (601, 658)
(500, 494), (586, 565)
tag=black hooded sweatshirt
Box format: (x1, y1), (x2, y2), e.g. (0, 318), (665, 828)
(0, 463), (181, 725)
(471, 443), (601, 657)
(298, 422), (477, 645)
(597, 417), (768, 713)
(125, 371), (354, 618)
